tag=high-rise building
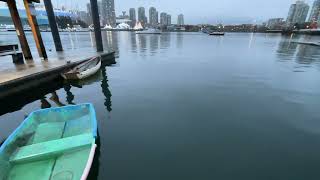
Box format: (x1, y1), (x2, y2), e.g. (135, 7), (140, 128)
(308, 0), (320, 22)
(86, 3), (93, 25)
(178, 14), (184, 25)
(138, 7), (147, 25)
(286, 3), (297, 24)
(286, 0), (310, 25)
(100, 0), (116, 27)
(156, 11), (159, 24)
(149, 7), (158, 27)
(293, 1), (310, 24)
(129, 8), (136, 27)
(160, 12), (167, 25)
(166, 14), (171, 25)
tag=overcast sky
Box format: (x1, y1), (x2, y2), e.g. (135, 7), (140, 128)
(1, 0), (315, 24)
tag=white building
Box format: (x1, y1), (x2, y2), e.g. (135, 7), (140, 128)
(178, 14), (184, 25)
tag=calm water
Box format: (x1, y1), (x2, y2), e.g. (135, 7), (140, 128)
(1, 32), (320, 180)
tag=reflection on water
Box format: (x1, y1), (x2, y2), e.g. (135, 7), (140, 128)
(64, 84), (75, 105)
(40, 98), (51, 109)
(296, 44), (320, 65)
(138, 34), (147, 55)
(277, 35), (320, 68)
(130, 33), (137, 53)
(102, 31), (119, 56)
(176, 32), (183, 49)
(49, 91), (66, 107)
(2, 32), (320, 180)
(101, 66), (112, 112)
(150, 35), (159, 55)
(277, 36), (299, 61)
(40, 92), (66, 109)
(160, 33), (171, 50)
(128, 33), (177, 56)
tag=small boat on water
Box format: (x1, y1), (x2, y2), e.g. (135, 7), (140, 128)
(62, 56), (101, 80)
(209, 32), (225, 36)
(0, 104), (98, 180)
(136, 28), (162, 34)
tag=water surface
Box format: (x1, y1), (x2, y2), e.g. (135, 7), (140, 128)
(1, 32), (320, 180)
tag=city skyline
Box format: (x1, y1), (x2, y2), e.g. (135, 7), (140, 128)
(0, 0), (316, 24)
(47, 0), (314, 24)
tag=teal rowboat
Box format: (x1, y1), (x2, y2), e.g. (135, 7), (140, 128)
(0, 104), (98, 180)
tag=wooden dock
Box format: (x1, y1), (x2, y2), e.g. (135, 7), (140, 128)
(0, 51), (115, 98)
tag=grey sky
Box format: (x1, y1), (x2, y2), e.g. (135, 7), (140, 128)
(2, 0), (315, 24)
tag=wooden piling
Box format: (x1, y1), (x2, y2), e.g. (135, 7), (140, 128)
(43, 0), (63, 51)
(90, 0), (104, 52)
(23, 0), (48, 59)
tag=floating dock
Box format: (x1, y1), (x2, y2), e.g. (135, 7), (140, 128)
(0, 51), (115, 98)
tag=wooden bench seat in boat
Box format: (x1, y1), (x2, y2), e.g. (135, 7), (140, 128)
(10, 133), (93, 163)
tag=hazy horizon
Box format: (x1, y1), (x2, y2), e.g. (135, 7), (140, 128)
(0, 0), (316, 24)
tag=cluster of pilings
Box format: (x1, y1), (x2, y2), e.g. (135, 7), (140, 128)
(0, 0), (104, 61)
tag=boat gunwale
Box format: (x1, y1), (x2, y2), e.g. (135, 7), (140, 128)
(65, 57), (100, 74)
(0, 103), (98, 154)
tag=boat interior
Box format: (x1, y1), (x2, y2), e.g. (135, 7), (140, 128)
(0, 104), (96, 180)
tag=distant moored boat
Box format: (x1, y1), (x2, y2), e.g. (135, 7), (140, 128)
(209, 32), (225, 36)
(136, 28), (162, 34)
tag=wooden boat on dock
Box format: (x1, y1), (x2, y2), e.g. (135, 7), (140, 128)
(62, 56), (101, 80)
(0, 104), (98, 180)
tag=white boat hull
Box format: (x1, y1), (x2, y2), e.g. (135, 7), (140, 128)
(76, 60), (101, 80)
(62, 57), (102, 80)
